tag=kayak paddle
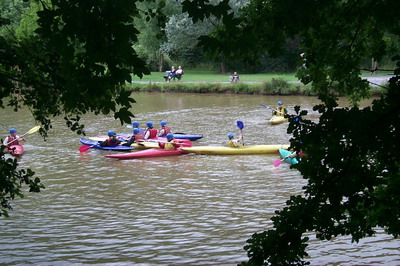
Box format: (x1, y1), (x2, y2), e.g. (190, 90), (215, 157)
(259, 103), (272, 109)
(79, 144), (93, 152)
(273, 158), (285, 167)
(5, 125), (41, 145)
(236, 120), (244, 145)
(274, 154), (293, 167)
(259, 103), (287, 116)
(236, 120), (244, 130)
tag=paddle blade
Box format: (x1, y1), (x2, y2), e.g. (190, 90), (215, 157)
(236, 120), (244, 130)
(26, 125), (41, 135)
(259, 104), (271, 109)
(273, 159), (283, 167)
(79, 145), (91, 152)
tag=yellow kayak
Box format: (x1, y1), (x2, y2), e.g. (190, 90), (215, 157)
(131, 142), (160, 149)
(269, 116), (288, 125)
(181, 144), (290, 155)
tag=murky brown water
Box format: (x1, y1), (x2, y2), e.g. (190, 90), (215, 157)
(1, 93), (399, 265)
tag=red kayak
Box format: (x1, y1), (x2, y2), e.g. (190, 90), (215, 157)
(8, 145), (24, 156)
(105, 148), (188, 159)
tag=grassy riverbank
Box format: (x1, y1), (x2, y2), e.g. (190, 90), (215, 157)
(131, 70), (299, 83)
(125, 70), (388, 96)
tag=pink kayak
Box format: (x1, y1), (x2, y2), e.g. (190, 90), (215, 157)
(105, 148), (188, 159)
(9, 145), (24, 156)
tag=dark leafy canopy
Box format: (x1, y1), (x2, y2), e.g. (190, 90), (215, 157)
(0, 0), (155, 216)
(1, 0), (151, 135)
(182, 0), (400, 265)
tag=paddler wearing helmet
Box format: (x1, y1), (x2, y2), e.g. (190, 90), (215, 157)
(158, 133), (181, 150)
(144, 121), (158, 140)
(132, 121), (145, 137)
(227, 132), (244, 148)
(99, 130), (121, 147)
(122, 127), (142, 147)
(158, 120), (172, 137)
(3, 128), (26, 152)
(272, 100), (288, 117)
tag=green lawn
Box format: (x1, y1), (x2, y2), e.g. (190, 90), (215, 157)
(131, 70), (299, 83)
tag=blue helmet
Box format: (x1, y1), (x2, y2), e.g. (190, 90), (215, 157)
(9, 128), (17, 134)
(277, 101), (283, 105)
(133, 128), (140, 134)
(132, 121), (139, 127)
(146, 121), (153, 128)
(228, 133), (235, 139)
(166, 133), (174, 141)
(108, 130), (115, 136)
(160, 120), (167, 126)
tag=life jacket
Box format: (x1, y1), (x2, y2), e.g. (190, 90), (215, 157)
(164, 139), (179, 150)
(158, 126), (171, 137)
(228, 139), (243, 148)
(133, 134), (142, 142)
(144, 128), (158, 139)
(102, 136), (121, 146)
(276, 106), (286, 117)
(5, 135), (19, 147)
(124, 134), (142, 146)
(138, 128), (145, 138)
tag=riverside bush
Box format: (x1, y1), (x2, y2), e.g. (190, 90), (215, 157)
(125, 80), (382, 96)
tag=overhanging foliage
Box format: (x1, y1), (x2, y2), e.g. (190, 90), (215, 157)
(181, 0), (400, 264)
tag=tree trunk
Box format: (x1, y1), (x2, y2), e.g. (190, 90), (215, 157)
(371, 58), (378, 74)
(159, 54), (164, 72)
(219, 62), (226, 74)
(219, 53), (226, 74)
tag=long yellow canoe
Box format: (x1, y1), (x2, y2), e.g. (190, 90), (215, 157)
(181, 144), (290, 155)
(269, 116), (288, 125)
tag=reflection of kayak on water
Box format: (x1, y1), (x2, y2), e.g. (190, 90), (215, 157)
(269, 116), (288, 125)
(105, 148), (188, 159)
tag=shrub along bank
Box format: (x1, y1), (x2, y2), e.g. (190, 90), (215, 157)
(125, 78), (386, 96)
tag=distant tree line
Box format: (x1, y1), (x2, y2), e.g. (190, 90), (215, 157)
(2, 0), (399, 74)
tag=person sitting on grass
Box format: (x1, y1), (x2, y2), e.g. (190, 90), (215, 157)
(175, 66), (184, 80)
(230, 72), (240, 83)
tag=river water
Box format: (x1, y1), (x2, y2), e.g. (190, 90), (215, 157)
(1, 93), (399, 265)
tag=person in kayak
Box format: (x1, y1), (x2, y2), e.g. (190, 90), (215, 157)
(272, 101), (288, 116)
(158, 120), (172, 137)
(132, 121), (145, 137)
(144, 121), (158, 139)
(158, 133), (182, 150)
(3, 128), (26, 152)
(122, 128), (142, 146)
(227, 133), (244, 148)
(99, 130), (121, 147)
